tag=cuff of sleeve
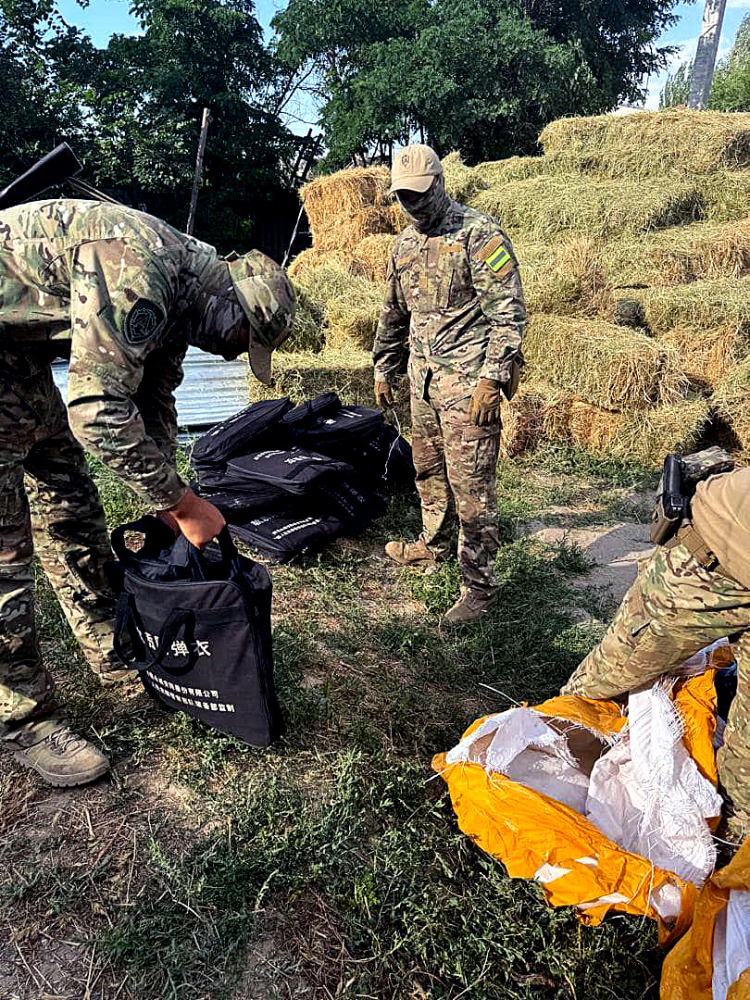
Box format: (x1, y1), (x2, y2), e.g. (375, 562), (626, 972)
(147, 477), (189, 511)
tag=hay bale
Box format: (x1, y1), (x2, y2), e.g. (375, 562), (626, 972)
(612, 280), (750, 338)
(471, 174), (706, 241)
(713, 355), (750, 451)
(660, 325), (740, 389)
(299, 167), (402, 251)
(282, 285), (325, 353)
(248, 346), (411, 428)
(288, 248), (368, 280)
(519, 237), (612, 316)
(539, 108), (750, 179)
(293, 264), (363, 311)
(442, 152), (488, 203)
(325, 276), (385, 351)
(499, 384), (552, 458)
(354, 233), (396, 283)
(524, 314), (689, 410)
(475, 156), (552, 186)
(602, 219), (750, 287)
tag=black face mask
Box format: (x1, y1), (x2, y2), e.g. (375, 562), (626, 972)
(396, 175), (451, 234)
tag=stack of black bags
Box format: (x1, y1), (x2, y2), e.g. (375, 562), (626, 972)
(192, 394), (414, 562)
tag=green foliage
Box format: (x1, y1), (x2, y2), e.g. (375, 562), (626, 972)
(662, 14), (750, 112)
(273, 0), (681, 166)
(0, 0), (295, 249)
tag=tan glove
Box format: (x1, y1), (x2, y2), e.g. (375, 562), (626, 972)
(469, 378), (503, 427)
(374, 379), (395, 410)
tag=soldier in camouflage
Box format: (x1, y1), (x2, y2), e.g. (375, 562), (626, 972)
(562, 464), (750, 841)
(0, 199), (295, 786)
(373, 145), (526, 624)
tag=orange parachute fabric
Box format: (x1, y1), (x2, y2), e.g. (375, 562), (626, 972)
(431, 671), (720, 946)
(660, 839), (750, 999)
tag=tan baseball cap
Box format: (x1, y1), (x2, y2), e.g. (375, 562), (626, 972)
(389, 144), (442, 194)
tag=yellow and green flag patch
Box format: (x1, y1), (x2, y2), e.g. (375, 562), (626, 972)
(474, 234), (515, 278)
(486, 245), (512, 273)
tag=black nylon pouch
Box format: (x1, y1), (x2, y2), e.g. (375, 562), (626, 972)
(228, 509), (345, 562)
(111, 517), (283, 747)
(192, 398), (294, 475)
(226, 448), (354, 495)
(293, 405), (383, 449)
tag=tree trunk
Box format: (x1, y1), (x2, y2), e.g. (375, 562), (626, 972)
(689, 0), (728, 109)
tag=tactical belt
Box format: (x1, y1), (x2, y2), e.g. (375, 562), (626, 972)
(664, 520), (743, 587)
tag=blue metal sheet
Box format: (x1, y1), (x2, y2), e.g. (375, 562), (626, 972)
(52, 347), (251, 431)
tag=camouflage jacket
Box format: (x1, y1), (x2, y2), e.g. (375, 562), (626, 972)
(0, 200), (219, 509)
(372, 201), (526, 392)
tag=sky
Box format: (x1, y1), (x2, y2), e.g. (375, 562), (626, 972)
(54, 0), (750, 114)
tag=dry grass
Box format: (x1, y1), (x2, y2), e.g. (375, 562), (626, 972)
(283, 284), (326, 353)
(539, 107), (750, 179)
(354, 233), (396, 283)
(325, 278), (385, 351)
(602, 218), (750, 287)
(300, 167), (404, 252)
(612, 279), (750, 337)
(507, 380), (710, 466)
(289, 248), (369, 280)
(519, 237), (611, 316)
(713, 355), (750, 451)
(524, 314), (689, 410)
(471, 174), (706, 241)
(660, 325), (742, 389)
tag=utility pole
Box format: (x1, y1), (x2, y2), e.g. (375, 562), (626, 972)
(186, 107), (212, 236)
(689, 0), (728, 109)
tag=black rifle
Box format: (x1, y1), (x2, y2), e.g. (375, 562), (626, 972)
(0, 143), (121, 211)
(651, 453), (688, 545)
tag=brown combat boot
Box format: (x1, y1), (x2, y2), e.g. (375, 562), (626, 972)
(384, 538), (438, 571)
(3, 717), (110, 787)
(443, 590), (497, 625)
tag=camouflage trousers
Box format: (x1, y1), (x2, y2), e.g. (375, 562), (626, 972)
(0, 358), (125, 725)
(410, 369), (500, 596)
(562, 541), (750, 815)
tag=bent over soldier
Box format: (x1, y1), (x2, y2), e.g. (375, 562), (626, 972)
(0, 199), (295, 786)
(563, 465), (750, 841)
(373, 145), (526, 624)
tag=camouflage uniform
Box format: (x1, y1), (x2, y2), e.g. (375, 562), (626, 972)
(562, 520), (750, 817)
(0, 199), (279, 725)
(373, 181), (526, 597)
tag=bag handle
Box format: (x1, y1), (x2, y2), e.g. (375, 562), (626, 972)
(186, 526), (243, 581)
(110, 515), (176, 566)
(113, 592), (198, 674)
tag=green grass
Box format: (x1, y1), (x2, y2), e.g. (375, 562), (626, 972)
(0, 444), (665, 1000)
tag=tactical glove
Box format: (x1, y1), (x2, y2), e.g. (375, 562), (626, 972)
(469, 378), (503, 427)
(374, 379), (395, 410)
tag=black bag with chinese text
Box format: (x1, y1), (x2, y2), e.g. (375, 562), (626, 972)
(110, 516), (282, 747)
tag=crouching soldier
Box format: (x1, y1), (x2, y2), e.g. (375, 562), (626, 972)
(0, 199), (295, 786)
(562, 459), (750, 841)
(373, 144), (526, 625)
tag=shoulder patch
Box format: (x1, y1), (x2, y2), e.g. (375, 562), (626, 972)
(123, 298), (165, 344)
(474, 235), (514, 277)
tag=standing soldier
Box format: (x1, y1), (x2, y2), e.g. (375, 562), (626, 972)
(373, 145), (526, 624)
(562, 463), (750, 841)
(0, 198), (295, 786)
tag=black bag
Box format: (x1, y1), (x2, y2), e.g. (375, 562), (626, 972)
(294, 404), (383, 450)
(110, 516), (283, 747)
(226, 447), (354, 496)
(322, 422), (415, 485)
(313, 477), (387, 526)
(228, 509), (345, 562)
(192, 398), (294, 475)
(280, 392), (341, 430)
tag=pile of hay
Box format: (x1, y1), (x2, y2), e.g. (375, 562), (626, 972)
(523, 315), (688, 410)
(539, 107), (750, 179)
(299, 167), (403, 252)
(251, 346), (411, 428)
(355, 234), (396, 283)
(713, 355), (750, 451)
(502, 379), (710, 467)
(326, 278), (385, 351)
(289, 263), (385, 352)
(612, 278), (750, 336)
(518, 238), (610, 316)
(472, 174), (706, 241)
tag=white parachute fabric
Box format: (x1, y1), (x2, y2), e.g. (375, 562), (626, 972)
(712, 890), (750, 1000)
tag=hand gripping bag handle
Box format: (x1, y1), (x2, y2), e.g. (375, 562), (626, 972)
(114, 593), (198, 673)
(110, 515), (177, 566)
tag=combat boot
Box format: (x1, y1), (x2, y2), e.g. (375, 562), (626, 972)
(2, 717), (110, 787)
(385, 538), (438, 571)
(443, 590), (497, 625)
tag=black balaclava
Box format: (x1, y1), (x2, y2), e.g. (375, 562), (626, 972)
(396, 175), (452, 235)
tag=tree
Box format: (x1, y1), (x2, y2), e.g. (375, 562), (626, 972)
(272, 0), (681, 167)
(661, 13), (750, 111)
(1, 0), (297, 250)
